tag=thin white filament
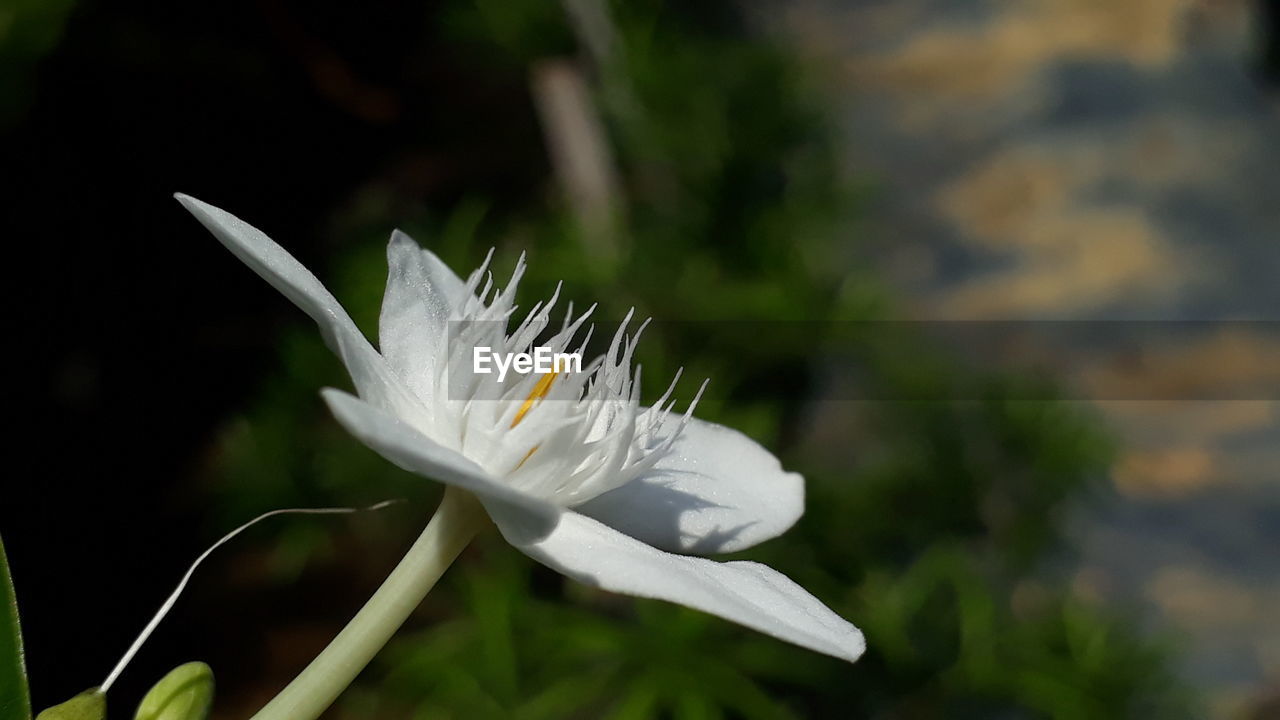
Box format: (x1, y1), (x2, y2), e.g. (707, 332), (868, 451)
(99, 500), (401, 693)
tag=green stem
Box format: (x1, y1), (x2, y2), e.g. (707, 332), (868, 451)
(250, 487), (487, 720)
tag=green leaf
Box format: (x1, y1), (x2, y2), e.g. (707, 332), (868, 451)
(0, 534), (32, 720)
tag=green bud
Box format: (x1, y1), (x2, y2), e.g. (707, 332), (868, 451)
(35, 689), (105, 720)
(133, 662), (213, 720)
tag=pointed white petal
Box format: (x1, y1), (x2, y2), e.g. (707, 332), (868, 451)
(398, 230), (468, 305)
(489, 506), (864, 663)
(175, 194), (421, 418)
(321, 389), (558, 539)
(578, 416), (804, 555)
(378, 231), (466, 404)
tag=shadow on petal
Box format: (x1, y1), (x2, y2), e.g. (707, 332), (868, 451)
(577, 472), (759, 555)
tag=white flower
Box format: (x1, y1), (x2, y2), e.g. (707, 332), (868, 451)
(176, 194), (865, 663)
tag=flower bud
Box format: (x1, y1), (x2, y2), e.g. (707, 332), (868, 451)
(133, 662), (213, 720)
(34, 689), (105, 720)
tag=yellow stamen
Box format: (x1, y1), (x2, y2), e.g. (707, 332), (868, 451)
(511, 371), (559, 427)
(514, 444), (540, 471)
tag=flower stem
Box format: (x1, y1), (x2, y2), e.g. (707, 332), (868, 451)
(250, 487), (487, 720)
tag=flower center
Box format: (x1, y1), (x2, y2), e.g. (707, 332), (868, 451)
(511, 370), (559, 427)
(509, 370), (558, 470)
(435, 252), (705, 507)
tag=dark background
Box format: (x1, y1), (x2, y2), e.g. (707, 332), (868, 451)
(2, 0), (548, 710)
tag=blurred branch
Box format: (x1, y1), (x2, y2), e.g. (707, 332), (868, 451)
(529, 58), (623, 272)
(561, 0), (618, 67)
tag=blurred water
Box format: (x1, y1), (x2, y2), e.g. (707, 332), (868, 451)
(783, 0), (1280, 713)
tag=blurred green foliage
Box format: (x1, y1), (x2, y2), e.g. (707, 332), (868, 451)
(202, 1), (1198, 718)
(0, 0), (78, 129)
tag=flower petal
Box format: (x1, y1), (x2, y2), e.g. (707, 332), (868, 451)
(577, 416), (804, 555)
(488, 505), (864, 663)
(321, 388), (559, 540)
(175, 194), (422, 419)
(378, 231), (465, 406)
